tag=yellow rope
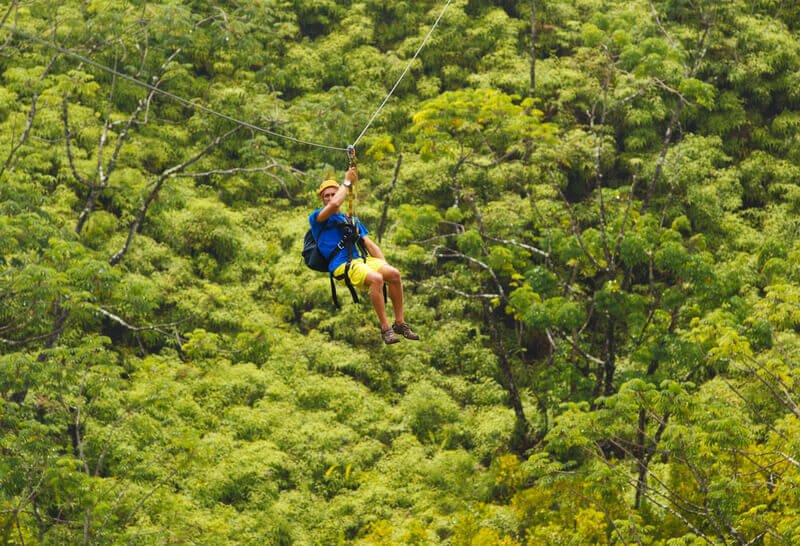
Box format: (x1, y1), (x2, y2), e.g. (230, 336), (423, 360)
(347, 146), (357, 221)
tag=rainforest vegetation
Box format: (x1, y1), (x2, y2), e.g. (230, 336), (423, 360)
(2, 0), (800, 543)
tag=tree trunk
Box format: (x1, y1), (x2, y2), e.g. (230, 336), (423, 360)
(487, 307), (531, 451)
(498, 345), (531, 451)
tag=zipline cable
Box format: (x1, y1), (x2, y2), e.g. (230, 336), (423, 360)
(350, 0), (452, 148)
(4, 0), (453, 156)
(2, 26), (349, 152)
(345, 0), (451, 218)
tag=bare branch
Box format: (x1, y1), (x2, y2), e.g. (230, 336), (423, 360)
(433, 246), (505, 299)
(93, 413), (130, 477)
(776, 451), (800, 469)
(437, 286), (502, 300)
(0, 332), (56, 346)
(550, 327), (606, 366)
(172, 161), (298, 201)
(75, 97), (147, 233)
(412, 233), (461, 245)
(140, 48), (181, 123)
(486, 235), (549, 258)
(0, 1), (19, 53)
(637, 484), (718, 545)
(642, 6), (715, 212)
(735, 356), (800, 419)
(599, 439), (709, 518)
(75, 49), (181, 233)
(548, 171), (606, 272)
(99, 485), (129, 535)
(173, 163), (280, 178)
(96, 117), (111, 185)
(720, 377), (790, 442)
(642, 99), (683, 211)
(648, 1), (679, 53)
(0, 1), (16, 30)
(16, 512), (26, 546)
(95, 307), (191, 334)
(109, 126), (240, 265)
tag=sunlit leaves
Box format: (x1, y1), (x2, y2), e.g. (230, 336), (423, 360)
(411, 88), (555, 163)
(3, 0), (800, 543)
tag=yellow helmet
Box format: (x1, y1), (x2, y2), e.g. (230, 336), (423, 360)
(317, 179), (339, 195)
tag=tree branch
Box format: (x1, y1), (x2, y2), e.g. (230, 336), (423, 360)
(548, 171), (606, 272)
(377, 153), (402, 243)
(172, 161), (297, 201)
(95, 307), (191, 342)
(76, 49), (179, 233)
(0, 93), (38, 181)
(172, 163), (280, 178)
(433, 246), (505, 299)
(642, 5), (715, 212)
(109, 126), (240, 265)
(62, 96), (90, 187)
(486, 235), (549, 258)
(432, 280), (501, 300)
(550, 327), (606, 366)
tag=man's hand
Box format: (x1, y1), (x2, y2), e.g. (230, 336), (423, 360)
(344, 167), (358, 185)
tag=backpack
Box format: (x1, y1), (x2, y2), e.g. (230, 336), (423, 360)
(302, 229), (330, 272)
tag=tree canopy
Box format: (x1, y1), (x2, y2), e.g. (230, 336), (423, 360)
(2, 0), (800, 543)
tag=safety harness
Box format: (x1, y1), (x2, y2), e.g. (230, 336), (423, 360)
(329, 220), (368, 307)
(339, 147), (388, 306)
(305, 146), (386, 308)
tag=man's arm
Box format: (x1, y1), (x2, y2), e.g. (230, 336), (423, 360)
(361, 235), (385, 260)
(316, 184), (347, 223)
(316, 167), (358, 223)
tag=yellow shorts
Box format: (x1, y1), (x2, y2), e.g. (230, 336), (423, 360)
(332, 257), (387, 290)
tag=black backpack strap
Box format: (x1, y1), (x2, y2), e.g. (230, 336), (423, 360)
(329, 273), (340, 308)
(344, 262), (359, 304)
(356, 238), (368, 263)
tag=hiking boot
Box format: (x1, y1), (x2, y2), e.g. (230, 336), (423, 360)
(392, 322), (420, 341)
(381, 327), (401, 345)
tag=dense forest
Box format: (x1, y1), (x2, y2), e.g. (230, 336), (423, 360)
(2, 0), (800, 543)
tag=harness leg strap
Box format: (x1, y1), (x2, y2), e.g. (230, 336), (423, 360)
(343, 262), (359, 304)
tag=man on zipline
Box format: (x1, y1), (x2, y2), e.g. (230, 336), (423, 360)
(310, 167), (419, 345)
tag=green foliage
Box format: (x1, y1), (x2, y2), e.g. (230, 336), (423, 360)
(3, 0), (800, 543)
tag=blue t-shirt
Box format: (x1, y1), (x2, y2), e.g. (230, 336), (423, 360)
(309, 210), (369, 272)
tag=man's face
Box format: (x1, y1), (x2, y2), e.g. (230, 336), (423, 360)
(321, 187), (337, 206)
